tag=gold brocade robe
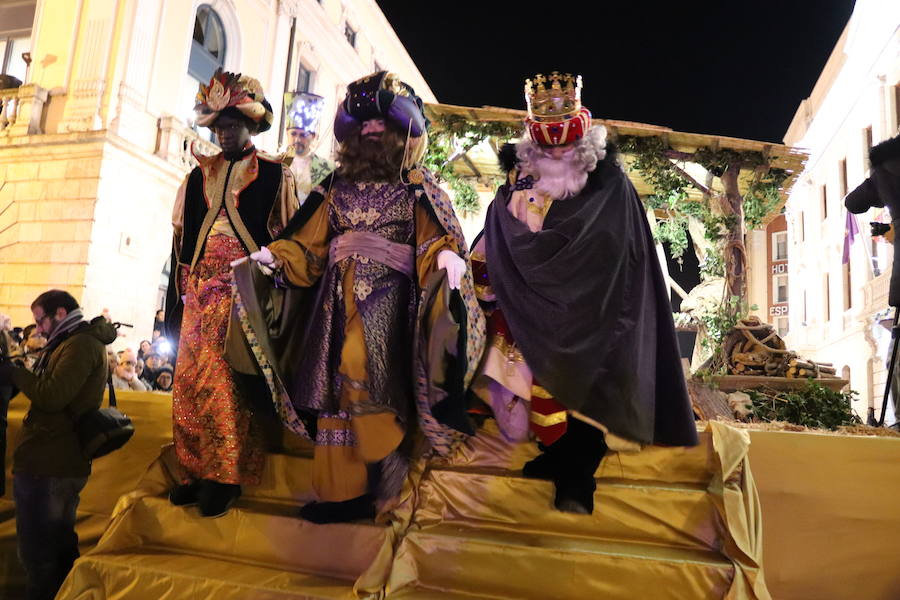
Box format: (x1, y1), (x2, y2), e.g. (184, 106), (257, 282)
(168, 147), (298, 485)
(267, 178), (458, 502)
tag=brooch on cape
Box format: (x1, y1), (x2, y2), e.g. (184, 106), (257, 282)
(405, 168), (425, 185)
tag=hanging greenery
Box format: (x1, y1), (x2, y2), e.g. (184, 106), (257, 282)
(617, 134), (787, 284)
(424, 114), (522, 214)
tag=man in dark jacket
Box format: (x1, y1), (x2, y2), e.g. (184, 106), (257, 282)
(0, 290), (116, 600)
(846, 133), (900, 428)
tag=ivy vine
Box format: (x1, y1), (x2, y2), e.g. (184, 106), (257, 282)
(617, 134), (787, 280)
(424, 114), (521, 214)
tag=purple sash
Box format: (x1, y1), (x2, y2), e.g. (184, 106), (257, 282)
(328, 231), (414, 278)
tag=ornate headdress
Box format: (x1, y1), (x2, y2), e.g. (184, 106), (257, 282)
(284, 91), (325, 134)
(524, 71), (591, 146)
(194, 69), (274, 132)
(333, 71), (427, 143)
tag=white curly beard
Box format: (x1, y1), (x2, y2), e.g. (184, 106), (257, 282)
(531, 151), (590, 200)
(518, 126), (608, 200)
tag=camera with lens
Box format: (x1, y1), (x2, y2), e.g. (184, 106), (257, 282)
(871, 222), (892, 237)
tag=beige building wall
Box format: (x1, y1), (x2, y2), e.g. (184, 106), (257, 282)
(782, 0), (900, 420)
(0, 0), (434, 349)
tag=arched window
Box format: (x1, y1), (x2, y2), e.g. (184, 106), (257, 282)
(183, 5), (228, 139)
(189, 5), (226, 82)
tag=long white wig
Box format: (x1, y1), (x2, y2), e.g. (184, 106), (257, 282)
(516, 125), (608, 199)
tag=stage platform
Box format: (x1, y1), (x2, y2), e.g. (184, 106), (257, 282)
(1, 391), (898, 599)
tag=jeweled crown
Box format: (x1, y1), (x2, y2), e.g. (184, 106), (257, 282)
(525, 71), (582, 122)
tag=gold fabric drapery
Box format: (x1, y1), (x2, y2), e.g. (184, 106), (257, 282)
(3, 390), (898, 599)
(0, 391), (177, 596)
(52, 416), (768, 599)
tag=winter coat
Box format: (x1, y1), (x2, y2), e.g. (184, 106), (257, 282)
(10, 317), (117, 477)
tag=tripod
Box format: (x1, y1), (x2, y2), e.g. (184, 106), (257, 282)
(879, 306), (900, 427)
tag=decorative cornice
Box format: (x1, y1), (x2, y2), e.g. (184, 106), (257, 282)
(278, 0), (301, 17)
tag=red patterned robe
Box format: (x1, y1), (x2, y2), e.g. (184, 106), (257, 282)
(168, 146), (297, 485)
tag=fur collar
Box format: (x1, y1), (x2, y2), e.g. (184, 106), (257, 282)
(870, 134), (900, 168)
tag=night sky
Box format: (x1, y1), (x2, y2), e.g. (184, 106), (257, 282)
(377, 1), (856, 144)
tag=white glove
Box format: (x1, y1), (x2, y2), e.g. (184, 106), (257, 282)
(437, 250), (466, 290)
(250, 246), (276, 266)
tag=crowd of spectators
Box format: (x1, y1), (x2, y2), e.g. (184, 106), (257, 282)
(1, 308), (176, 394)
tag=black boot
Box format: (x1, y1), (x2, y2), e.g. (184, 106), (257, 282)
(550, 418), (607, 515)
(522, 451), (557, 480)
(554, 477), (598, 514)
(299, 494), (376, 524)
(168, 480), (201, 507)
(198, 480), (242, 518)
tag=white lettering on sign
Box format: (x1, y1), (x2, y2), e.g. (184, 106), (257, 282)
(771, 263), (787, 274)
(769, 305), (789, 316)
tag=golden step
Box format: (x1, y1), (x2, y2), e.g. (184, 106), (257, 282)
(60, 549), (357, 600)
(395, 524), (734, 600)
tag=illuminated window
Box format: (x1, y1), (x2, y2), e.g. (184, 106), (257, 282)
(0, 36), (30, 82)
(773, 274), (789, 304)
(776, 316), (789, 337)
(864, 126), (873, 169)
(802, 290), (807, 324)
(895, 85), (900, 132)
(185, 5), (227, 141)
(838, 158), (848, 199)
(344, 24), (357, 48)
(189, 5), (226, 82)
(773, 231), (788, 261)
(843, 261), (852, 310)
(297, 65), (313, 93)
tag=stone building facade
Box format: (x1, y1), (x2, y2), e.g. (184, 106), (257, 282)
(0, 0), (434, 348)
(782, 0), (900, 420)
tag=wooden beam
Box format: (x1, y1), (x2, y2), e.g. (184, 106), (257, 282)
(461, 153), (482, 179)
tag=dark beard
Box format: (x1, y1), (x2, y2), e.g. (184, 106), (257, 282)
(336, 127), (407, 183)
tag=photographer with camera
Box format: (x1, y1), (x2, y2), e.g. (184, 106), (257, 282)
(846, 133), (900, 429)
(0, 290), (116, 600)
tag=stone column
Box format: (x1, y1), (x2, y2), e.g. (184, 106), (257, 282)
(9, 84), (48, 137)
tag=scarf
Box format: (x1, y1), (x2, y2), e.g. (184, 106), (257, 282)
(34, 309), (87, 375)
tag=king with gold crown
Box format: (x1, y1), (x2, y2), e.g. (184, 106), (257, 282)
(470, 72), (699, 515)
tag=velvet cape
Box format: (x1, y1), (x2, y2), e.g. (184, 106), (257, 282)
(482, 155), (697, 447)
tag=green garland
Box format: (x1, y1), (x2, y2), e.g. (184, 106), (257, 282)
(424, 121), (787, 263)
(744, 381), (861, 430)
(424, 114), (521, 214)
(617, 135), (786, 277)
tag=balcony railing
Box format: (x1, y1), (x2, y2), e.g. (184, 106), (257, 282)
(0, 84), (48, 136)
(0, 89), (19, 133)
(155, 115), (220, 171)
(863, 268), (892, 312)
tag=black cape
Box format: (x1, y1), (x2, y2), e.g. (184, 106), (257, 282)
(483, 155), (697, 447)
